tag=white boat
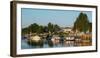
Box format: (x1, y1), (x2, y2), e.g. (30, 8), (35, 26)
(65, 36), (75, 41)
(28, 35), (43, 46)
(30, 35), (41, 43)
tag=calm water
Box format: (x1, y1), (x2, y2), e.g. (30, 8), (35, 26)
(21, 37), (75, 49)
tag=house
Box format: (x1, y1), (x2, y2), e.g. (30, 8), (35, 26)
(61, 27), (72, 33)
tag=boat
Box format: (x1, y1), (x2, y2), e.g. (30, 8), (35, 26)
(27, 35), (43, 46)
(65, 36), (75, 41)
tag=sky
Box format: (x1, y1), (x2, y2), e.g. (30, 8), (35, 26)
(21, 8), (92, 28)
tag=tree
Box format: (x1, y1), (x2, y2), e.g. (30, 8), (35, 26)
(53, 24), (60, 32)
(88, 23), (92, 32)
(48, 22), (54, 33)
(43, 26), (48, 33)
(73, 12), (91, 33)
(22, 22), (62, 34)
(37, 25), (44, 33)
(22, 27), (29, 35)
(28, 23), (39, 33)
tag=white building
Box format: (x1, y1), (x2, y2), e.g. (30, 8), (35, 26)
(62, 27), (72, 33)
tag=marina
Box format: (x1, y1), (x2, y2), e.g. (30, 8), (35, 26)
(21, 33), (92, 49)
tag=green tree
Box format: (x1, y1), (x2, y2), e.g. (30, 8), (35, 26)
(28, 23), (39, 33)
(88, 23), (92, 32)
(53, 24), (60, 32)
(73, 12), (91, 33)
(48, 22), (54, 33)
(43, 26), (48, 32)
(37, 25), (44, 33)
(22, 27), (29, 35)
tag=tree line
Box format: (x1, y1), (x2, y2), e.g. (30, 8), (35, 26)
(22, 22), (61, 35)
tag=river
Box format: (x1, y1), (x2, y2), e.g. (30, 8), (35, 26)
(21, 37), (75, 49)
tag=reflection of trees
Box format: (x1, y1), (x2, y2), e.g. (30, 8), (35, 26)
(48, 40), (53, 47)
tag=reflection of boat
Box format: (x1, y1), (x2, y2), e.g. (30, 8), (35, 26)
(64, 36), (75, 47)
(22, 36), (27, 39)
(64, 40), (74, 47)
(22, 34), (29, 39)
(51, 35), (60, 45)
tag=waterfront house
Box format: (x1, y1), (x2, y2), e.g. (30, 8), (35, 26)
(61, 27), (72, 33)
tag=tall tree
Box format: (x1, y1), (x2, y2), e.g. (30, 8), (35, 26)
(73, 12), (90, 33)
(48, 22), (54, 33)
(53, 24), (60, 32)
(88, 23), (92, 32)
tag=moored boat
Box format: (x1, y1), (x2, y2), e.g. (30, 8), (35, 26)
(27, 35), (43, 46)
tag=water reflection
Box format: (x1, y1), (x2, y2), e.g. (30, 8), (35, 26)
(21, 35), (92, 49)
